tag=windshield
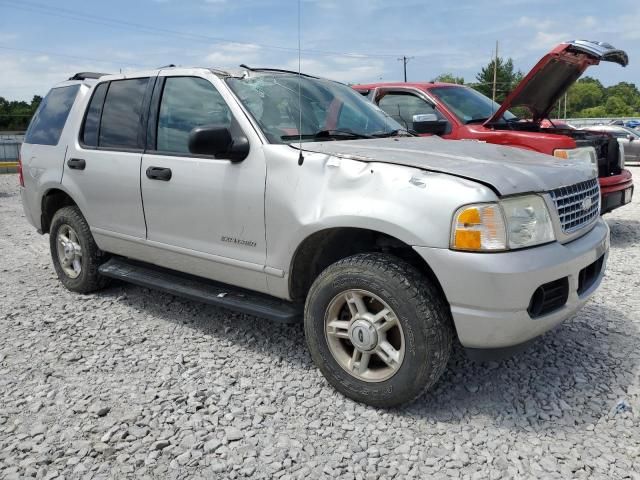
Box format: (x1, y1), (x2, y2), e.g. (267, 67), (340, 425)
(622, 126), (640, 138)
(226, 74), (403, 143)
(430, 86), (517, 124)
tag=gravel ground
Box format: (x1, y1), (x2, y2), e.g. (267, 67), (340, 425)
(1, 172), (639, 480)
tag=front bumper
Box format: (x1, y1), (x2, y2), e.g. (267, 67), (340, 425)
(600, 168), (633, 214)
(414, 218), (609, 349)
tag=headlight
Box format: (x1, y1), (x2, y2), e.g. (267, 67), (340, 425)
(501, 195), (555, 249)
(451, 195), (555, 252)
(553, 146), (597, 167)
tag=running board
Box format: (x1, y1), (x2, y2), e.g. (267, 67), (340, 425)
(98, 258), (302, 324)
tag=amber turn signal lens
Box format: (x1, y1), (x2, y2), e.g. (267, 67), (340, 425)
(452, 204), (506, 251)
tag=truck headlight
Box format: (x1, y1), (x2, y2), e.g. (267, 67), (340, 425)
(451, 195), (555, 251)
(553, 146), (597, 166)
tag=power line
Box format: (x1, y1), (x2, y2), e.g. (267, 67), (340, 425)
(0, 0), (406, 60)
(0, 45), (152, 68)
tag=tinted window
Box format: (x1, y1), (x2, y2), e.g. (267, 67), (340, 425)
(99, 78), (149, 149)
(378, 92), (443, 130)
(81, 82), (108, 147)
(25, 85), (80, 146)
(157, 77), (231, 154)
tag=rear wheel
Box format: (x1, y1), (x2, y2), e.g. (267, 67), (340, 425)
(50, 206), (110, 293)
(304, 253), (453, 407)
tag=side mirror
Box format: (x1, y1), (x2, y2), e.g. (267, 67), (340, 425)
(627, 134), (634, 141)
(188, 125), (250, 162)
(412, 114), (449, 135)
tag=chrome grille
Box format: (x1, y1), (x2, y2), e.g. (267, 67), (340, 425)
(549, 178), (600, 234)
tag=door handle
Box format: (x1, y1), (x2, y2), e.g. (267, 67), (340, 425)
(146, 166), (172, 181)
(67, 158), (86, 170)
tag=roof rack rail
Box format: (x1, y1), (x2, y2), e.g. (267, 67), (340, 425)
(68, 72), (109, 81)
(238, 64), (318, 79)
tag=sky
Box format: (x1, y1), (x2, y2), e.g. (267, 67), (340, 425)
(0, 0), (638, 101)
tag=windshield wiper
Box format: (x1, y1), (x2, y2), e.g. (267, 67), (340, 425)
(465, 117), (489, 124)
(370, 129), (415, 138)
(281, 129), (374, 141)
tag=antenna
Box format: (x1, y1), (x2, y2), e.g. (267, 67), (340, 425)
(297, 0), (304, 166)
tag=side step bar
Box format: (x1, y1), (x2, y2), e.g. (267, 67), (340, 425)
(98, 258), (302, 324)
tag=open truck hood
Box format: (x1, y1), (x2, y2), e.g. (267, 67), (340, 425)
(486, 40), (628, 125)
(301, 136), (596, 196)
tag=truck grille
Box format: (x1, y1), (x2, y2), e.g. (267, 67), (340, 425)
(549, 178), (600, 234)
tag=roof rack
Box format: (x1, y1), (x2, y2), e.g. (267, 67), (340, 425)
(238, 64), (318, 79)
(68, 72), (109, 81)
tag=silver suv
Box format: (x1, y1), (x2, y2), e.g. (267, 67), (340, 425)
(20, 66), (609, 407)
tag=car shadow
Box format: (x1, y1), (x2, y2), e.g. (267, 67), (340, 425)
(94, 284), (637, 432)
(406, 301), (638, 430)
(607, 218), (640, 248)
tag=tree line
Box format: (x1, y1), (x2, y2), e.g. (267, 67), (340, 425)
(0, 96), (42, 132)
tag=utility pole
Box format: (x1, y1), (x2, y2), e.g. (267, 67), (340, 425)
(397, 56), (414, 82)
(564, 92), (568, 119)
(492, 40), (498, 103)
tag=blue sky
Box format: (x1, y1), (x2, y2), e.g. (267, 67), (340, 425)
(1, 0), (638, 100)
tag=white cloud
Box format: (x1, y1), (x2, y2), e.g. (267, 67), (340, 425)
(283, 57), (385, 83)
(205, 42), (262, 66)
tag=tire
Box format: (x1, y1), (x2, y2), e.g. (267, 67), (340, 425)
(49, 206), (110, 293)
(304, 253), (453, 408)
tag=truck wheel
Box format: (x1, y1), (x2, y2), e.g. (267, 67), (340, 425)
(49, 206), (110, 293)
(304, 253), (453, 408)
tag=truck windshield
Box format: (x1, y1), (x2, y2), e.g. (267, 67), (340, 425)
(430, 86), (517, 125)
(227, 73), (404, 144)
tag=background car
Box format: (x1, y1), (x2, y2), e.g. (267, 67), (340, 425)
(583, 125), (640, 164)
(354, 40), (633, 214)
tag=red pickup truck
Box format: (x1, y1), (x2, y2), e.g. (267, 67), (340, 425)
(354, 40), (633, 213)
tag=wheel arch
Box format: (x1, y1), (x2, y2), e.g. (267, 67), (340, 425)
(288, 227), (448, 305)
(40, 187), (80, 234)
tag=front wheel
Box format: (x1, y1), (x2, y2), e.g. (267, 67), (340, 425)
(304, 253), (453, 408)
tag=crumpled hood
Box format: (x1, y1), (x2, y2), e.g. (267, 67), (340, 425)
(301, 136), (596, 196)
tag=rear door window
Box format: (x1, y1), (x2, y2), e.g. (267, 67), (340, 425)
(99, 78), (149, 149)
(24, 85), (80, 146)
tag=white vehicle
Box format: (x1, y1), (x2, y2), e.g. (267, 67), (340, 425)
(19, 67), (608, 407)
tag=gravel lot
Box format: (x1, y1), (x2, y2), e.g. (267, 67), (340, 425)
(1, 172), (639, 480)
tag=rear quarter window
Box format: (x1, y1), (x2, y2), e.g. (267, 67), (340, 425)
(24, 85), (80, 146)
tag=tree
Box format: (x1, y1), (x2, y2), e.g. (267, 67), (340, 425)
(566, 77), (605, 115)
(577, 106), (607, 118)
(604, 82), (640, 112)
(604, 96), (635, 116)
(0, 96), (41, 131)
(432, 73), (464, 85)
(473, 57), (523, 103)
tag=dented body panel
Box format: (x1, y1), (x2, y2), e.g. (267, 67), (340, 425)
(299, 136), (596, 196)
(261, 144), (498, 298)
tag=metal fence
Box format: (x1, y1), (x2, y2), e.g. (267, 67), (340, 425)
(0, 132), (24, 173)
(0, 132), (24, 161)
(559, 117), (640, 128)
